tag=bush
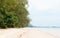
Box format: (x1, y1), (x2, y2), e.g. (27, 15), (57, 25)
(0, 0), (30, 28)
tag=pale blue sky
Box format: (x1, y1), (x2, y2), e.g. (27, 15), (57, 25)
(28, 0), (60, 26)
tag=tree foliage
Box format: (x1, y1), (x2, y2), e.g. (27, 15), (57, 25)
(0, 0), (30, 28)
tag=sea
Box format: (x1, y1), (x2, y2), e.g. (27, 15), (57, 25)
(28, 26), (60, 38)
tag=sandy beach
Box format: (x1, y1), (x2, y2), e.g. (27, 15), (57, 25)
(0, 28), (59, 38)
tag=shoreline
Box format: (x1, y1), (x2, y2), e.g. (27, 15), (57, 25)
(0, 28), (60, 38)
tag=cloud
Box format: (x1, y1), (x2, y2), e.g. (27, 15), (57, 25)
(28, 0), (60, 26)
(28, 0), (48, 10)
(28, 0), (60, 11)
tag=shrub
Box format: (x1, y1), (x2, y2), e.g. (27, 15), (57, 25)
(0, 0), (30, 28)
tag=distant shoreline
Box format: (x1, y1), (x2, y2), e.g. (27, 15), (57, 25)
(29, 26), (60, 28)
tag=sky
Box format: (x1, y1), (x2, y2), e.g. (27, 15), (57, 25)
(27, 0), (60, 26)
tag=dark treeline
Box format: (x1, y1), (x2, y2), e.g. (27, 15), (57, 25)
(0, 0), (30, 28)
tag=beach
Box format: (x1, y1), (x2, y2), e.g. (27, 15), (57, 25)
(0, 28), (60, 38)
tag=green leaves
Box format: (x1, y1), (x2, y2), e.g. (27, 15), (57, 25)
(0, 0), (30, 28)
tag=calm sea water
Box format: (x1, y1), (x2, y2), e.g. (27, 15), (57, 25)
(28, 27), (60, 38)
(37, 28), (60, 38)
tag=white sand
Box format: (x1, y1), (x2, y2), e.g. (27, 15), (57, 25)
(0, 28), (59, 38)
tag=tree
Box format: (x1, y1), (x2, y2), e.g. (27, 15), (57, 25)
(0, 0), (30, 28)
